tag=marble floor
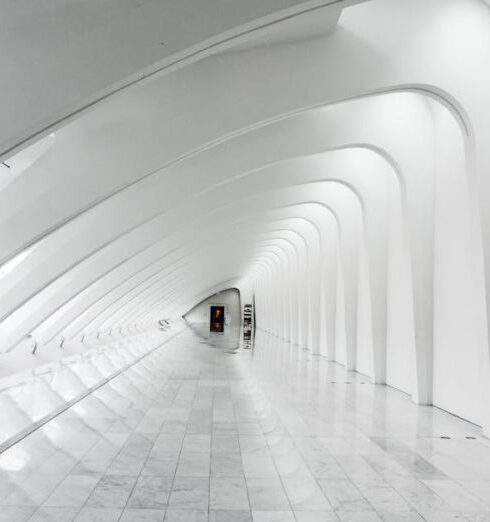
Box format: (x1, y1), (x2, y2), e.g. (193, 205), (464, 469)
(0, 326), (490, 522)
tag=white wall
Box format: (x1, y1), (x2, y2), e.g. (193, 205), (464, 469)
(385, 185), (415, 395)
(1, 0), (490, 435)
(432, 103), (487, 424)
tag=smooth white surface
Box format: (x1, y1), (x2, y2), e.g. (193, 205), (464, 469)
(0, 0), (345, 158)
(0, 0), (489, 438)
(0, 322), (180, 446)
(0, 327), (489, 521)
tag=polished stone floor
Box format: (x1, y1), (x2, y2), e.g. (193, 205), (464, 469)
(0, 326), (490, 521)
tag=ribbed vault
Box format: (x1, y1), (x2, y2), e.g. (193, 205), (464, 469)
(1, 0), (490, 444)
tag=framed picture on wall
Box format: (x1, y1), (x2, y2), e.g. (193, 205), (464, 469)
(210, 305), (225, 333)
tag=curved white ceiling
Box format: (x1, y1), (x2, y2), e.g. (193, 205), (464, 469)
(0, 0), (348, 159)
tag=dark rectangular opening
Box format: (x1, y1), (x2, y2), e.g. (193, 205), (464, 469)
(210, 305), (225, 333)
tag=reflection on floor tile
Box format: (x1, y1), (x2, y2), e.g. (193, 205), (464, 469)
(74, 507), (122, 521)
(0, 327), (488, 521)
(119, 508), (165, 522)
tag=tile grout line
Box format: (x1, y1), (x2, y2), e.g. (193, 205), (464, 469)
(74, 339), (181, 522)
(27, 331), (183, 521)
(164, 362), (195, 521)
(208, 356), (215, 521)
(231, 355), (254, 522)
(114, 350), (182, 522)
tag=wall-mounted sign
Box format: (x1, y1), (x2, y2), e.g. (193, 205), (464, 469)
(243, 304), (253, 341)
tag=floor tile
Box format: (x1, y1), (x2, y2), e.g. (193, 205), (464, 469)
(378, 513), (424, 521)
(127, 476), (172, 508)
(141, 457), (178, 478)
(242, 452), (278, 478)
(318, 479), (372, 512)
(336, 512), (382, 521)
(458, 514), (490, 521)
(74, 508), (122, 521)
(175, 451), (210, 477)
(246, 477), (290, 510)
(251, 511), (295, 522)
(164, 509), (208, 521)
(0, 327), (488, 521)
(0, 506), (36, 522)
(28, 507), (79, 522)
(168, 477), (209, 510)
(2, 473), (65, 506)
(210, 476), (250, 510)
(119, 508), (165, 521)
(43, 474), (100, 508)
(417, 513), (467, 521)
(422, 479), (488, 511)
(294, 511), (340, 521)
(282, 475), (331, 510)
(211, 452), (244, 477)
(209, 510), (252, 522)
(84, 475), (136, 508)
